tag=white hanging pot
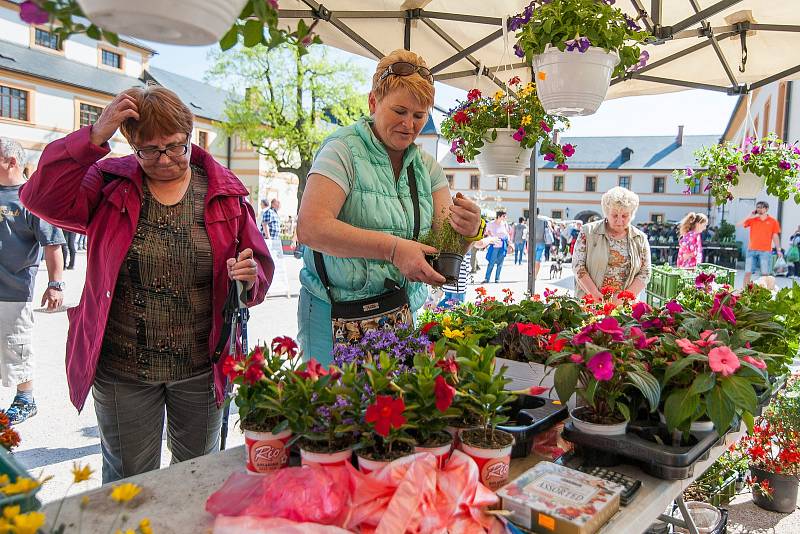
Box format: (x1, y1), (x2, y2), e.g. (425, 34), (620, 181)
(532, 46), (620, 117)
(76, 0), (249, 45)
(728, 171), (765, 199)
(474, 128), (533, 177)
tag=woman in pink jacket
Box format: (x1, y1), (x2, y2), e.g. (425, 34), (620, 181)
(21, 86), (273, 482)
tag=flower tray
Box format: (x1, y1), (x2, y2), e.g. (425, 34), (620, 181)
(497, 394), (568, 459)
(562, 421), (725, 480)
(645, 263), (736, 307)
(0, 448), (41, 512)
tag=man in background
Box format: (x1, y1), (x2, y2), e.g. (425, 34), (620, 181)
(0, 138), (65, 424)
(738, 200), (782, 288)
(262, 198), (281, 240)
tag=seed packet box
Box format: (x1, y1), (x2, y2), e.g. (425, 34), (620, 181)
(497, 462), (623, 534)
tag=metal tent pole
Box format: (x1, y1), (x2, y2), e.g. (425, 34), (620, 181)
(527, 143), (540, 296)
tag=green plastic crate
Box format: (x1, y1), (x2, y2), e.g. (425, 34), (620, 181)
(0, 448), (41, 512)
(646, 263), (736, 307)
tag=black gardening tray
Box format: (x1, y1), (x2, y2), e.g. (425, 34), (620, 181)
(562, 420), (727, 480)
(498, 394), (568, 458)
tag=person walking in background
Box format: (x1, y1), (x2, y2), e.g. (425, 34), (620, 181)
(61, 230), (77, 270)
(76, 233), (87, 251)
(738, 200), (782, 288)
(262, 198), (281, 240)
(482, 210), (513, 283)
(676, 212), (708, 269)
(258, 199), (269, 238)
(543, 220), (554, 261)
(511, 216), (527, 265)
(0, 137), (65, 424)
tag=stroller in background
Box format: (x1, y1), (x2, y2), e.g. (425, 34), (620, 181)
(548, 246), (565, 280)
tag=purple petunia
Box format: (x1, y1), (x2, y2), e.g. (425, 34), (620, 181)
(565, 36), (591, 53)
(544, 153), (556, 162)
(751, 146), (762, 155)
(513, 127), (525, 142)
(587, 351), (614, 381)
(19, 1), (48, 24)
(727, 164), (738, 172)
(562, 144), (575, 157)
(624, 14), (641, 30)
(556, 163), (569, 171)
(514, 44), (526, 59)
(780, 160), (791, 170)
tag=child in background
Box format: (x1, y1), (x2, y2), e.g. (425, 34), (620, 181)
(676, 212), (708, 269)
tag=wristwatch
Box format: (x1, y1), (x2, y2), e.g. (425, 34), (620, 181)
(48, 281), (65, 291)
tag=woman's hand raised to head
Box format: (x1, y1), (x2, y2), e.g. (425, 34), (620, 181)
(391, 238), (446, 286)
(90, 93), (140, 147)
(449, 192), (482, 238)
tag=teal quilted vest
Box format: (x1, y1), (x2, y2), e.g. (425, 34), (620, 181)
(299, 117), (434, 311)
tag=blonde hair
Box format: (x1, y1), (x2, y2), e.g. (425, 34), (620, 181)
(601, 186), (640, 218)
(371, 49), (435, 108)
(119, 85), (194, 146)
(679, 212), (708, 236)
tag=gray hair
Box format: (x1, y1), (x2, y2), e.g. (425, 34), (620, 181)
(601, 186), (639, 218)
(0, 137), (26, 167)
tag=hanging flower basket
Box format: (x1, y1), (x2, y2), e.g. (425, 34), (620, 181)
(727, 172), (765, 199)
(474, 128), (534, 177)
(532, 47), (620, 116)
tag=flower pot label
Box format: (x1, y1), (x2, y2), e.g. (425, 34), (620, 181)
(467, 454), (511, 491)
(246, 435), (290, 473)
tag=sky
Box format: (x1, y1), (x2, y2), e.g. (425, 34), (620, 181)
(145, 41), (738, 140)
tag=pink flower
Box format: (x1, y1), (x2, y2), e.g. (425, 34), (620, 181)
(632, 301), (651, 320)
(562, 144), (575, 157)
(512, 127), (525, 142)
(630, 326), (657, 349)
(708, 346), (741, 377)
(587, 351), (614, 381)
(556, 163), (569, 171)
(665, 300), (683, 314)
(596, 317), (625, 341)
(19, 1), (49, 24)
(267, 0), (279, 9)
(569, 354), (583, 363)
(676, 338), (701, 355)
(544, 153), (555, 162)
(743, 355), (767, 370)
(696, 330), (718, 348)
(539, 120), (551, 133)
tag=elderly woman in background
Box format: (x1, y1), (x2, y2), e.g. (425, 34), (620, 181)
(572, 187), (651, 300)
(21, 86), (273, 482)
(297, 49), (483, 362)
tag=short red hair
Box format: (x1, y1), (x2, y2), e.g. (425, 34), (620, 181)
(119, 85), (193, 145)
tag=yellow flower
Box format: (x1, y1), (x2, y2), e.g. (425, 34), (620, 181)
(442, 327), (464, 339)
(71, 462), (94, 483)
(2, 505), (19, 520)
(493, 90), (504, 102)
(139, 518), (153, 534)
(0, 478), (40, 495)
(521, 115), (532, 126)
(110, 482), (141, 503)
(0, 474), (9, 486)
(12, 512), (46, 534)
(442, 315), (452, 328)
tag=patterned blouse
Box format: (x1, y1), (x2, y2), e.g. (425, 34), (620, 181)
(99, 165), (214, 382)
(677, 231), (703, 268)
(573, 229), (651, 293)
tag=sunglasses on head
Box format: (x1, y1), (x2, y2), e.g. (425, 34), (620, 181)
(379, 61), (434, 85)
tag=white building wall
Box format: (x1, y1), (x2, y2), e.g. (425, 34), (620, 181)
(0, 7), (28, 45)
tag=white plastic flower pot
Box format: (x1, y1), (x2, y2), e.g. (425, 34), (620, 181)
(300, 447), (353, 468)
(415, 438), (453, 469)
(244, 428), (292, 474)
(532, 47), (620, 117)
(658, 412), (715, 432)
(728, 172), (765, 199)
(474, 128), (533, 177)
(76, 0), (249, 45)
(459, 429), (514, 491)
(569, 408), (628, 436)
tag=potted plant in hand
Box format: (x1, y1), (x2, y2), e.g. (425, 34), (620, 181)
(420, 214), (466, 284)
(222, 336), (303, 474)
(511, 0), (651, 116)
(398, 352), (461, 468)
(440, 76), (572, 176)
(547, 316), (661, 435)
(673, 134), (800, 205)
(740, 378), (800, 513)
(456, 342), (517, 491)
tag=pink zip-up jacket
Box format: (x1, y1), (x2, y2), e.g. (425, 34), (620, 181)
(21, 126), (274, 411)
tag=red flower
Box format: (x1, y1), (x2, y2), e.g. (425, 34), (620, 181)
(456, 155), (465, 163)
(244, 362), (265, 385)
(0, 428), (20, 449)
(453, 110), (470, 125)
(475, 286), (487, 297)
(581, 294), (595, 305)
(617, 290), (635, 301)
(527, 386), (548, 396)
(420, 321), (438, 335)
(545, 334), (568, 352)
(467, 89), (482, 101)
(271, 336), (298, 358)
(602, 303), (617, 316)
(508, 76), (521, 85)
(436, 356), (459, 375)
(516, 323), (551, 337)
(295, 358), (328, 381)
(600, 285), (616, 297)
(250, 346), (266, 366)
(365, 395), (407, 437)
(221, 354), (241, 380)
(434, 375), (456, 412)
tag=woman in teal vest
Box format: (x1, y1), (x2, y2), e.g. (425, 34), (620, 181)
(296, 49), (483, 363)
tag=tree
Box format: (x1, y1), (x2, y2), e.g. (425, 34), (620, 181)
(206, 44), (370, 206)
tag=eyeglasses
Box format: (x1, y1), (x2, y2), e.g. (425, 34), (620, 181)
(379, 61), (434, 85)
(133, 142), (189, 160)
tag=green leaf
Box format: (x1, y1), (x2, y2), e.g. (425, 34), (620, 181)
(663, 354), (707, 385)
(219, 27), (239, 50)
(720, 375), (758, 415)
(627, 370), (661, 411)
(705, 387), (735, 433)
(617, 402), (631, 421)
(102, 31), (119, 46)
(663, 389), (699, 431)
(742, 411), (754, 433)
(243, 19), (264, 47)
(553, 363), (578, 403)
(86, 24), (101, 40)
(688, 372), (716, 396)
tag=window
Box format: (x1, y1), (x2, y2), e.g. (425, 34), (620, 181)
(650, 213), (665, 224)
(524, 174), (530, 191)
(34, 28), (60, 50)
(653, 176), (666, 193)
(552, 210), (563, 219)
(79, 103), (102, 127)
(497, 176), (508, 191)
(101, 49), (122, 69)
(0, 86), (29, 121)
(618, 175), (631, 189)
(445, 173), (454, 188)
(689, 177), (702, 194)
(585, 175), (597, 192)
(198, 130), (209, 150)
(553, 175), (564, 192)
(470, 174), (480, 190)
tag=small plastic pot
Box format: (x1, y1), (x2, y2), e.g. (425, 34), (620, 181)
(244, 428), (292, 474)
(300, 447), (353, 468)
(427, 253), (464, 284)
(415, 434), (454, 469)
(459, 429), (514, 491)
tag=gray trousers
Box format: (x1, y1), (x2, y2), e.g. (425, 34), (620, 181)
(92, 364), (222, 483)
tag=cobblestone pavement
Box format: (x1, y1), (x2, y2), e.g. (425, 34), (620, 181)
(9, 250), (799, 529)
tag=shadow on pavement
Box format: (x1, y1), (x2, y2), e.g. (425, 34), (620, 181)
(15, 444), (100, 469)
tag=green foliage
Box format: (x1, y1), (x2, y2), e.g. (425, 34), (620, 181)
(512, 0), (652, 78)
(21, 0), (118, 46)
(716, 221), (736, 242)
(674, 134), (800, 206)
(397, 353), (460, 446)
(206, 45), (369, 204)
(420, 216), (465, 255)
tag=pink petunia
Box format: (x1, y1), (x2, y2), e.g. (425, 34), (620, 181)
(587, 351), (614, 381)
(539, 120), (551, 133)
(708, 346), (741, 377)
(562, 144), (575, 157)
(512, 127), (525, 142)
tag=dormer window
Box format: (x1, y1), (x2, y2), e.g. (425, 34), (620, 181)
(101, 49), (121, 69)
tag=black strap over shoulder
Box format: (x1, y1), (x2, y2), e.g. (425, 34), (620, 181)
(314, 162), (420, 305)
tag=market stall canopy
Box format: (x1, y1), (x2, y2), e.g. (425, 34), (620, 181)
(276, 0), (800, 99)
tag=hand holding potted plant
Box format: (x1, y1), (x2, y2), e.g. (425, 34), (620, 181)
(419, 212), (467, 285)
(511, 0), (651, 116)
(441, 76), (572, 176)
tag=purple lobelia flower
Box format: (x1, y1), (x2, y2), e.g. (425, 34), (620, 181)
(565, 36), (591, 53)
(624, 14), (641, 30)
